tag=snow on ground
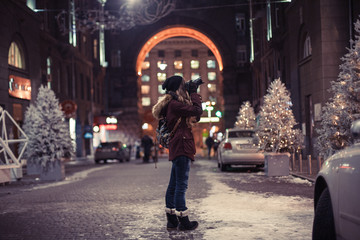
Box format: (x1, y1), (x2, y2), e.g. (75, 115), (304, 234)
(195, 165), (314, 240)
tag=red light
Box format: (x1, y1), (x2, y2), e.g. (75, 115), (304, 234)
(112, 147), (119, 151)
(224, 142), (232, 150)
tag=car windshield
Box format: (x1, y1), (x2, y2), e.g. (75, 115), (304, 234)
(98, 142), (121, 148)
(228, 131), (254, 138)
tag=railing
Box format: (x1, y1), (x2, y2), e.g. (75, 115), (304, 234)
(290, 152), (324, 176)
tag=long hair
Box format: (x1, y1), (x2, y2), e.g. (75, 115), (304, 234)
(174, 80), (198, 127)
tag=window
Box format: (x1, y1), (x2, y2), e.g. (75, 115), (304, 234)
(174, 72), (183, 77)
(208, 83), (216, 92)
(141, 85), (150, 94)
(191, 50), (198, 57)
(174, 60), (183, 70)
(46, 57), (52, 89)
(158, 85), (166, 94)
(208, 72), (216, 81)
(142, 61), (150, 70)
(158, 50), (165, 58)
(237, 45), (247, 64)
(191, 73), (200, 80)
(111, 50), (121, 68)
(157, 60), (167, 70)
(208, 50), (214, 56)
(207, 60), (216, 69)
(141, 74), (150, 82)
(8, 41), (25, 69)
(303, 35), (312, 58)
(142, 97), (151, 106)
(175, 50), (182, 57)
(190, 60), (200, 69)
(157, 73), (167, 81)
(93, 39), (98, 59)
(235, 13), (245, 32)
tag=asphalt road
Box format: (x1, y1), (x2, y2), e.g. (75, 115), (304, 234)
(0, 156), (314, 240)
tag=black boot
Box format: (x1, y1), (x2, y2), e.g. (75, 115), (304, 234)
(165, 208), (178, 230)
(176, 210), (198, 230)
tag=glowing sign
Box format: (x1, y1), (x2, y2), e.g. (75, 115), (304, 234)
(99, 124), (117, 130)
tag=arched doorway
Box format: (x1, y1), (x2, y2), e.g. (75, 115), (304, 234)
(136, 26), (225, 154)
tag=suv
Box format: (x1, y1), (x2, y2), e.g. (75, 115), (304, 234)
(94, 141), (130, 163)
(217, 128), (264, 171)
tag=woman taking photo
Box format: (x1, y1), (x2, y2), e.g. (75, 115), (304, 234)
(152, 75), (203, 231)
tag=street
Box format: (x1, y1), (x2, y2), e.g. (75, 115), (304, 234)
(0, 157), (314, 240)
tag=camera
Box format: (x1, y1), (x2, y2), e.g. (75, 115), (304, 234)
(185, 78), (204, 92)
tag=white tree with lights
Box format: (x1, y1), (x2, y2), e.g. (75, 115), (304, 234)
(23, 86), (73, 167)
(316, 19), (360, 158)
(234, 101), (256, 129)
(257, 78), (303, 152)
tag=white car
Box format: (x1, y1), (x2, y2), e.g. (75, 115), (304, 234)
(312, 120), (360, 240)
(217, 128), (264, 171)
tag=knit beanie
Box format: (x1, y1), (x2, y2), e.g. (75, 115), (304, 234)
(162, 75), (183, 92)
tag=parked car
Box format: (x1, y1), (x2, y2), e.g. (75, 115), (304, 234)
(217, 128), (264, 171)
(312, 120), (360, 240)
(94, 141), (130, 164)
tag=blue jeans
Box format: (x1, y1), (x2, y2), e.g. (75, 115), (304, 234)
(165, 156), (191, 211)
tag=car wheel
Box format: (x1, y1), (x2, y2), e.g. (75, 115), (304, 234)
(95, 160), (100, 164)
(312, 188), (336, 240)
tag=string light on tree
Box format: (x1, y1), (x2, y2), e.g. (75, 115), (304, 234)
(234, 101), (256, 129)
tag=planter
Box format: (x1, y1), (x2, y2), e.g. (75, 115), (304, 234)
(40, 159), (65, 181)
(0, 169), (11, 184)
(26, 161), (42, 175)
(264, 152), (290, 177)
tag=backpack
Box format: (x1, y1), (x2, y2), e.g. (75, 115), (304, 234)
(156, 117), (181, 148)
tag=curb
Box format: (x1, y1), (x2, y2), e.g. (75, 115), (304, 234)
(290, 172), (316, 183)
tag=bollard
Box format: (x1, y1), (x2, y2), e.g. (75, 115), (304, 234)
(317, 156), (323, 171)
(307, 155), (312, 175)
(299, 153), (303, 172)
(291, 153), (295, 171)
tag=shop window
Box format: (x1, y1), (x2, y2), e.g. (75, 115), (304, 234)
(141, 85), (150, 94)
(141, 74), (150, 82)
(142, 97), (151, 106)
(208, 72), (216, 81)
(157, 72), (167, 81)
(174, 60), (183, 70)
(8, 41), (25, 69)
(190, 60), (199, 69)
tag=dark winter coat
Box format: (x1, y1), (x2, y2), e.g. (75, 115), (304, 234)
(152, 93), (203, 161)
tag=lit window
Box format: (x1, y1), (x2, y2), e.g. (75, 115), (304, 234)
(174, 72), (183, 77)
(142, 61), (150, 70)
(191, 73), (200, 80)
(190, 60), (200, 69)
(208, 72), (216, 81)
(157, 73), (167, 81)
(235, 13), (246, 32)
(142, 97), (151, 106)
(141, 74), (150, 82)
(208, 83), (216, 92)
(174, 60), (183, 70)
(8, 41), (25, 69)
(141, 85), (150, 94)
(207, 60), (216, 69)
(303, 35), (312, 58)
(157, 60), (167, 70)
(93, 39), (98, 59)
(158, 85), (166, 94)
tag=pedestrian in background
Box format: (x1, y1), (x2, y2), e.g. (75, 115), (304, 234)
(152, 75), (203, 231)
(205, 136), (214, 159)
(141, 135), (153, 163)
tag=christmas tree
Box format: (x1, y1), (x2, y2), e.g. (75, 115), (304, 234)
(316, 19), (360, 158)
(23, 86), (73, 167)
(257, 78), (303, 152)
(234, 101), (256, 129)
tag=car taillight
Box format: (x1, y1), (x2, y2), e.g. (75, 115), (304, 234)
(112, 147), (119, 151)
(223, 142), (232, 150)
(96, 148), (102, 152)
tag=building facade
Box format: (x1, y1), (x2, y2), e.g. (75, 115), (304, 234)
(251, 0), (360, 156)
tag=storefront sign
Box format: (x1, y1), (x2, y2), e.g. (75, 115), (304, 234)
(60, 100), (77, 118)
(8, 75), (31, 100)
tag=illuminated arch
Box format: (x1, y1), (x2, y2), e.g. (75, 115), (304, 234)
(136, 26), (223, 76)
